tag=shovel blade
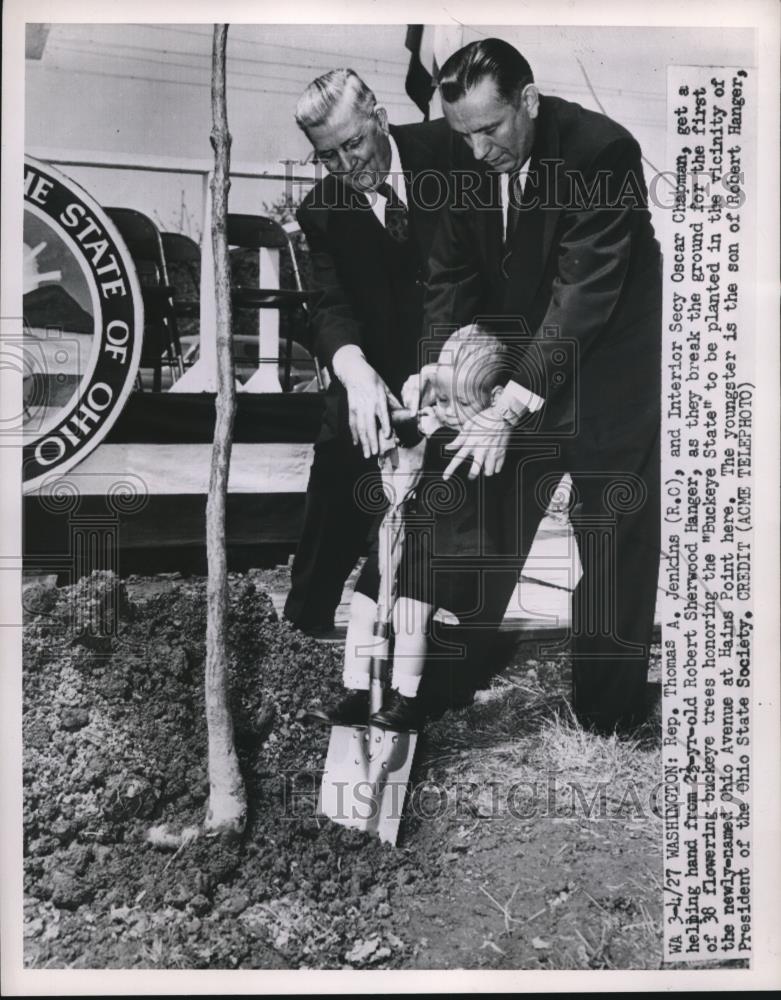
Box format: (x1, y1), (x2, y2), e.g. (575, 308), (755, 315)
(318, 724), (418, 845)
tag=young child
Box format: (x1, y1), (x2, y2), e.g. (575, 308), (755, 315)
(308, 324), (511, 731)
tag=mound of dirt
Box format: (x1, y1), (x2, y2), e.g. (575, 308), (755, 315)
(22, 569), (666, 970)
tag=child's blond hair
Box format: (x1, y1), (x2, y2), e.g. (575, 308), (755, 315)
(436, 324), (508, 407)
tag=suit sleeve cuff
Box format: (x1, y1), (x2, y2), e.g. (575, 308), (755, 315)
(332, 344), (367, 384)
(496, 380), (545, 425)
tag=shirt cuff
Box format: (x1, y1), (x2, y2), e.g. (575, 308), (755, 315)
(331, 344), (367, 385)
(496, 380), (545, 425)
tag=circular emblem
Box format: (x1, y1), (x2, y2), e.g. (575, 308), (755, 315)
(22, 156), (143, 492)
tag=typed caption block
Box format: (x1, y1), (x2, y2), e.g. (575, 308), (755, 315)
(661, 65), (755, 963)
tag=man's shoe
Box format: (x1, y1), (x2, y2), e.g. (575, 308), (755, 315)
(304, 688), (369, 727)
(370, 689), (424, 732)
(285, 616), (337, 639)
(304, 623), (338, 639)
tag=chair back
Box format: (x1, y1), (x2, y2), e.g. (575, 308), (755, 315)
(226, 214), (289, 250)
(162, 233), (200, 308)
(224, 213), (324, 391)
(106, 207), (170, 287)
(161, 231), (200, 263)
(105, 208), (181, 389)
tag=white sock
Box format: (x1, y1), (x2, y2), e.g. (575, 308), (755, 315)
(392, 673), (421, 698)
(342, 668), (370, 691)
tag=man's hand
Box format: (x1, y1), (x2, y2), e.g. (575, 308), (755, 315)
(332, 345), (400, 458)
(443, 406), (513, 480)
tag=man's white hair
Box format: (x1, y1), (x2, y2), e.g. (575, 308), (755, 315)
(294, 68), (377, 132)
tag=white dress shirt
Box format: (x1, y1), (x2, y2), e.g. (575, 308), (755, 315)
(500, 157), (531, 241)
(496, 157), (545, 421)
(369, 132), (407, 228)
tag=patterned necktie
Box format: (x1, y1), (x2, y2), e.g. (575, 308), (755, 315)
(505, 169), (524, 246)
(377, 182), (409, 244)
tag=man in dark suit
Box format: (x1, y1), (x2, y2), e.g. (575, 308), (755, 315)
(420, 39), (662, 732)
(283, 69), (452, 639)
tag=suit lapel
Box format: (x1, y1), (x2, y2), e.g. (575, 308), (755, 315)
(392, 124), (434, 253)
(328, 182), (392, 285)
(459, 162), (504, 281)
(503, 97), (563, 312)
(503, 159), (546, 310)
(343, 182), (386, 236)
(446, 148), (509, 294)
(482, 170), (505, 279)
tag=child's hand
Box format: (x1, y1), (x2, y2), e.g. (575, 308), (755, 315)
(401, 364), (437, 413)
(417, 406), (441, 437)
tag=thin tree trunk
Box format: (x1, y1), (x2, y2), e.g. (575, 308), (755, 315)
(204, 22), (246, 836)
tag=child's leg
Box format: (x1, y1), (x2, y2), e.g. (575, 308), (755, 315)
(390, 596), (434, 698)
(343, 591), (380, 690)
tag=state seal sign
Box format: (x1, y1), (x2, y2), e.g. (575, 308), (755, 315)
(22, 156), (143, 493)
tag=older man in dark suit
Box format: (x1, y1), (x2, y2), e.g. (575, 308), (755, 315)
(283, 69), (452, 639)
(419, 39), (662, 732)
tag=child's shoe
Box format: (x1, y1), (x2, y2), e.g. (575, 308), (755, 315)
(305, 689), (369, 726)
(370, 689), (424, 732)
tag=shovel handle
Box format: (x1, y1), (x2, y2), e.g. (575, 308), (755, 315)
(369, 619), (391, 716)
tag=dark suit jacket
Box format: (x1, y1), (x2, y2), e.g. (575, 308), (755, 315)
(425, 95), (662, 445)
(297, 119), (453, 441)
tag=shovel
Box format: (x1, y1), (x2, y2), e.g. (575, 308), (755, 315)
(318, 411), (425, 844)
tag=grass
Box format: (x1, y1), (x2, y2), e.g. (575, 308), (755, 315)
(420, 674), (568, 767)
(411, 668), (665, 969)
(422, 685), (662, 826)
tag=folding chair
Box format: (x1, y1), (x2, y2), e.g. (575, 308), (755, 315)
(105, 207), (184, 391)
(227, 213), (323, 392)
(161, 232), (200, 368)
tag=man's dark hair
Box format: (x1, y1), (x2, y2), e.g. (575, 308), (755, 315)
(438, 38), (534, 105)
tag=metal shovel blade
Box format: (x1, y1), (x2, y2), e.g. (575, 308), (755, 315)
(317, 440), (424, 845)
(318, 723), (418, 844)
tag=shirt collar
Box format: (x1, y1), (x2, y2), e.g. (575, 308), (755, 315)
(500, 157), (532, 204)
(380, 132), (407, 205)
(500, 157), (531, 238)
(367, 132), (407, 227)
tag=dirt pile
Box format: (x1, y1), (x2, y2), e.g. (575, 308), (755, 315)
(22, 571), (450, 968)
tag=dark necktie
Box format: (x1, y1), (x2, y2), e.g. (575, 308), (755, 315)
(505, 169), (524, 246)
(377, 182), (409, 244)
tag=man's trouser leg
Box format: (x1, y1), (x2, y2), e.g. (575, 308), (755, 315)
(284, 438), (378, 630)
(418, 444), (560, 706)
(568, 427), (661, 731)
(409, 429), (660, 732)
